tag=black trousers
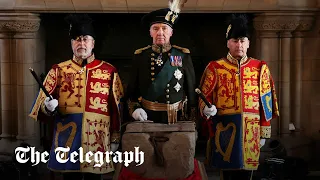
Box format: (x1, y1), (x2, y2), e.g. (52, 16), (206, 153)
(62, 172), (102, 180)
(220, 170), (253, 180)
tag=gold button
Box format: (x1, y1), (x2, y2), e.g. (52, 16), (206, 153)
(151, 58), (155, 61)
(151, 72), (155, 76)
(151, 62), (155, 65)
(166, 95), (170, 98)
(166, 89), (169, 93)
(151, 53), (155, 56)
(167, 101), (170, 104)
(151, 67), (155, 70)
(151, 78), (155, 81)
(167, 84), (170, 87)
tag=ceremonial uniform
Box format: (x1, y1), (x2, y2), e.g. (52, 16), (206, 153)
(118, 4), (204, 180)
(29, 54), (123, 174)
(198, 14), (280, 180)
(29, 14), (124, 179)
(199, 53), (279, 170)
(126, 44), (196, 124)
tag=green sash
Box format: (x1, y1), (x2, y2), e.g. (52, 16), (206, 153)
(144, 48), (184, 101)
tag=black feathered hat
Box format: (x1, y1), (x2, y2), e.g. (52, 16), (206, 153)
(225, 14), (250, 40)
(64, 14), (95, 40)
(141, 0), (187, 29)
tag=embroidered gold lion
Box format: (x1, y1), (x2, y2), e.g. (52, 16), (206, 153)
(91, 69), (111, 80)
(243, 67), (258, 79)
(90, 82), (110, 95)
(89, 97), (108, 112)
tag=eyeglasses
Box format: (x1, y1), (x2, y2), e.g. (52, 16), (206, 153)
(72, 36), (94, 43)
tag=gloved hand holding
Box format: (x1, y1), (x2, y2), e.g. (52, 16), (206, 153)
(260, 139), (266, 148)
(111, 143), (119, 152)
(44, 96), (58, 112)
(132, 108), (148, 121)
(203, 105), (217, 118)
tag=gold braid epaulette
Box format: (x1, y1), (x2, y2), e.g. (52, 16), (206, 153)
(172, 45), (190, 53)
(134, 45), (151, 54)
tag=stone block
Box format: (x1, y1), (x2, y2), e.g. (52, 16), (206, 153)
(121, 121), (196, 179)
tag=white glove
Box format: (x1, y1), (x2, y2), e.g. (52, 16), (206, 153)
(260, 139), (266, 148)
(111, 143), (119, 152)
(44, 96), (58, 112)
(203, 105), (217, 118)
(132, 108), (148, 121)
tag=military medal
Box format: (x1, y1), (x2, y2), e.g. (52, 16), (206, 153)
(170, 56), (182, 67)
(174, 82), (181, 92)
(156, 53), (163, 66)
(174, 69), (183, 80)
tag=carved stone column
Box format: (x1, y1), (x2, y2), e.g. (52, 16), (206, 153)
(279, 30), (293, 136)
(291, 15), (314, 134)
(0, 13), (41, 153)
(0, 31), (13, 140)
